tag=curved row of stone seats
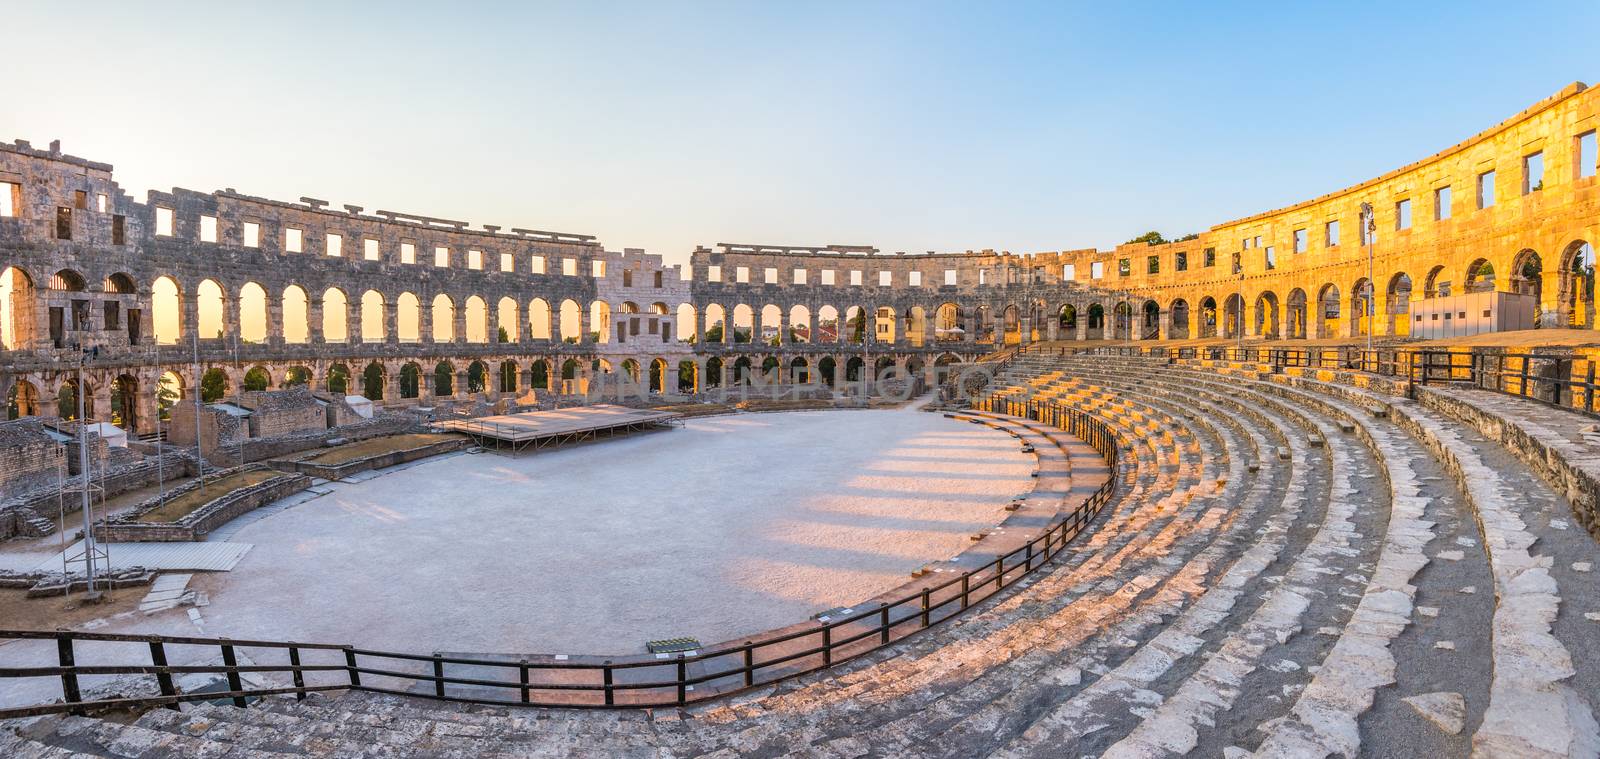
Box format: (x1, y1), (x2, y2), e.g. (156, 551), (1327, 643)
(1034, 353), (1489, 755)
(1152, 352), (1600, 756)
(1049, 349), (1600, 756)
(988, 354), (1421, 755)
(1, 376), (1283, 756)
(9, 354), (1509, 757)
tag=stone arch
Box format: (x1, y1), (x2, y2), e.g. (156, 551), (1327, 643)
(1252, 292), (1280, 339)
(649, 357), (669, 393)
(817, 305), (840, 343)
(817, 356), (837, 387)
(844, 306), (867, 344)
(908, 306), (927, 347)
(676, 303), (698, 342)
(361, 290), (386, 342)
(498, 360), (519, 393)
(1424, 265), (1451, 298)
(7, 378), (40, 420)
(1198, 297), (1217, 338)
(1350, 278), (1374, 337)
(56, 377), (94, 420)
(1285, 289), (1307, 339)
(395, 292), (420, 342)
(1221, 296), (1243, 339)
(103, 272), (136, 294)
(1168, 298), (1190, 339)
(493, 298), (517, 343)
(845, 356), (864, 382)
(400, 362), (421, 399)
(1113, 301), (1134, 340)
(789, 356), (810, 384)
(464, 295), (488, 343)
(937, 302), (964, 341)
(362, 361), (385, 400)
(1386, 272), (1414, 336)
(110, 374), (138, 431)
(620, 358), (641, 383)
(1465, 258), (1496, 293)
(1511, 248), (1543, 301)
(157, 370), (184, 419)
(703, 303), (727, 343)
(704, 357), (724, 388)
(527, 359), (550, 392)
(49, 269), (86, 292)
(620, 301), (640, 314)
(432, 294), (456, 342)
(434, 361), (455, 396)
(466, 360), (488, 393)
(1057, 303), (1076, 332)
(1316, 283), (1342, 338)
(326, 363), (351, 395)
(1141, 300), (1160, 339)
(788, 305), (811, 343)
(322, 287), (349, 343)
(151, 275), (184, 345)
(528, 298), (552, 340)
(760, 304), (782, 345)
(283, 366), (311, 388)
(1562, 240), (1596, 328)
(197, 278), (226, 340)
(731, 304), (754, 343)
(1001, 305), (1021, 344)
(239, 282), (269, 343)
(676, 359), (698, 393)
(732, 356), (753, 383)
(650, 302), (669, 315)
(558, 299), (583, 343)
(243, 365), (271, 392)
(588, 300), (611, 343)
(282, 285), (309, 344)
(1, 266), (38, 350)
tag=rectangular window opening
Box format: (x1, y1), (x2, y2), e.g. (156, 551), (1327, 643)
(1478, 170), (1496, 209)
(156, 207), (176, 237)
(112, 215), (125, 245)
(55, 207), (71, 240)
(1395, 199), (1412, 231)
(0, 182), (19, 217)
(1524, 151), (1544, 194)
(326, 233), (343, 257)
(1435, 186), (1453, 221)
(500, 253), (513, 272)
(1581, 131), (1598, 179)
(1325, 220), (1340, 247)
(200, 215), (218, 243)
(401, 242), (417, 265)
(469, 249), (484, 270)
(909, 271), (922, 287)
(436, 247), (451, 268)
(285, 227), (303, 252)
(243, 221), (260, 248)
(365, 238), (381, 261)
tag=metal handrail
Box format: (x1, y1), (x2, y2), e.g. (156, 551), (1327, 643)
(0, 402), (1121, 717)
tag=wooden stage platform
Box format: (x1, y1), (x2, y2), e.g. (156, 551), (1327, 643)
(437, 404), (682, 453)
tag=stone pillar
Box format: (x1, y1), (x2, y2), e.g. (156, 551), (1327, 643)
(384, 301), (398, 345)
(418, 300), (433, 344)
(265, 295), (284, 346)
(345, 295), (360, 344)
(453, 305), (467, 345)
(1540, 269), (1564, 327)
(1158, 308), (1172, 341)
(307, 296), (324, 343)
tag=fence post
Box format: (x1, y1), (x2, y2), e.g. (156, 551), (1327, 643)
(993, 555), (1004, 589)
(56, 633), (82, 713)
(879, 603), (891, 644)
(343, 647), (361, 688)
(603, 661), (615, 706)
(148, 639), (180, 710)
(1586, 362), (1595, 414)
(518, 659), (530, 704)
(675, 655), (688, 705)
(822, 624), (833, 666)
(287, 645), (305, 702)
(743, 644), (754, 687)
(219, 642), (247, 708)
(960, 573), (970, 610)
(920, 588), (931, 627)
(432, 654), (445, 698)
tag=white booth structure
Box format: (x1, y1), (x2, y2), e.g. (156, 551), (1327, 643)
(1408, 291), (1537, 340)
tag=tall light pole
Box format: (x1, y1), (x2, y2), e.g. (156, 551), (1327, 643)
(1361, 202), (1376, 357)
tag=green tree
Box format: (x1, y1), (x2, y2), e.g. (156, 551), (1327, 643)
(497, 326), (509, 343)
(200, 370), (228, 402)
(703, 324), (724, 343)
(1126, 231), (1168, 246)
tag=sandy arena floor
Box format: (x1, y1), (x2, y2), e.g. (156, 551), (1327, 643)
(13, 405), (1037, 665)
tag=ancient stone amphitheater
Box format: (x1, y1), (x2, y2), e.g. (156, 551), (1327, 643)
(3, 85), (1600, 757)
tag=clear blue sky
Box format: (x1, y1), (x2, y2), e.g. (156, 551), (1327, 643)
(4, 1), (1596, 267)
